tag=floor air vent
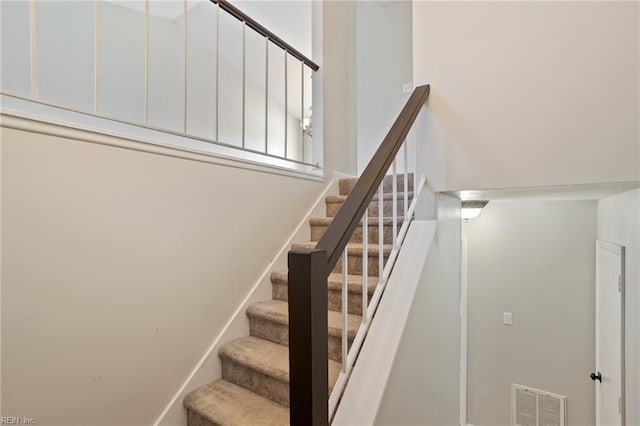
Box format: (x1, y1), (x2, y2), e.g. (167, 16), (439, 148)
(511, 384), (566, 426)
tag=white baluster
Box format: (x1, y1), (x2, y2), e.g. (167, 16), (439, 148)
(392, 159), (397, 249)
(362, 209), (368, 321)
(241, 23), (246, 148)
(144, 0), (149, 124)
(403, 140), (408, 219)
(94, 0), (100, 113)
(301, 61), (304, 162)
(378, 184), (383, 285)
(284, 53), (288, 158)
(411, 131), (418, 210)
(183, 0), (188, 133)
(341, 249), (348, 372)
(215, 2), (219, 141)
(264, 37), (269, 153)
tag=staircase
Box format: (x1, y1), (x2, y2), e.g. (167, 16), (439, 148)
(183, 175), (412, 426)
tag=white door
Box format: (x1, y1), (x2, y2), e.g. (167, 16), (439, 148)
(595, 240), (625, 426)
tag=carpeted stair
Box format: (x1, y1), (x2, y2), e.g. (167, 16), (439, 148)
(183, 176), (413, 426)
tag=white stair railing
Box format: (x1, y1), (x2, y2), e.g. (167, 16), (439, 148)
(329, 168), (428, 418)
(287, 84), (431, 426)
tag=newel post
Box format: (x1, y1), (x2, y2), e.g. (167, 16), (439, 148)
(288, 249), (329, 426)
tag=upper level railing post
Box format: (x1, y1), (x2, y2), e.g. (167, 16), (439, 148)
(288, 249), (329, 426)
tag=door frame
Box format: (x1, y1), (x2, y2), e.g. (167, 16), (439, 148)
(595, 239), (626, 426)
(460, 235), (468, 426)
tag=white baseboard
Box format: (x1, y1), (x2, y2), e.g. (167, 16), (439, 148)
(152, 175), (340, 426)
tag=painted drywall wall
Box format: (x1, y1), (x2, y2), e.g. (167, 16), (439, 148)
(598, 189), (640, 426)
(234, 0), (311, 59)
(356, 0), (412, 174)
(464, 201), (597, 426)
(0, 0), (31, 95)
(413, 1), (639, 192)
(375, 193), (461, 425)
(0, 125), (325, 424)
(322, 0), (357, 176)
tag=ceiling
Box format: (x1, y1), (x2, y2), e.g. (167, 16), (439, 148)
(446, 181), (640, 202)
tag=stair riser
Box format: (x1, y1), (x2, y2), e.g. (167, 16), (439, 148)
(333, 251), (389, 276)
(311, 222), (403, 245)
(249, 317), (352, 363)
(186, 410), (215, 426)
(221, 358), (290, 408)
(339, 174), (414, 196)
(272, 283), (373, 315)
(326, 198), (408, 218)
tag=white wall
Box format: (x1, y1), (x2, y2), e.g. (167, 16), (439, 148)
(98, 1), (146, 124)
(35, 1), (96, 112)
(356, 0), (412, 174)
(375, 193), (461, 425)
(0, 0), (31, 95)
(413, 1), (639, 192)
(0, 125), (325, 424)
(322, 0), (357, 176)
(464, 201), (597, 426)
(598, 189), (640, 426)
(234, 0), (311, 59)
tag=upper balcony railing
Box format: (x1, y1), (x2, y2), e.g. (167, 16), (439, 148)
(212, 0), (318, 71)
(0, 0), (318, 170)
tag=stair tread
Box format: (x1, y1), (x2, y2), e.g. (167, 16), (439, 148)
(247, 300), (361, 339)
(291, 241), (393, 256)
(309, 216), (405, 226)
(219, 336), (341, 387)
(184, 379), (288, 426)
(184, 176), (405, 423)
(271, 269), (377, 294)
(326, 191), (414, 203)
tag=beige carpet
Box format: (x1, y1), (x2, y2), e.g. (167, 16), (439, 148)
(183, 176), (413, 426)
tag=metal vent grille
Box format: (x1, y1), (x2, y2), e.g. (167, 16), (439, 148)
(512, 384), (566, 426)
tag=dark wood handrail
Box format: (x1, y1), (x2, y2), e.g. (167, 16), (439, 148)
(315, 84), (430, 269)
(210, 0), (319, 71)
(288, 84), (430, 426)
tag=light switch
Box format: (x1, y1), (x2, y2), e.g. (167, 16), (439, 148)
(503, 312), (513, 326)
